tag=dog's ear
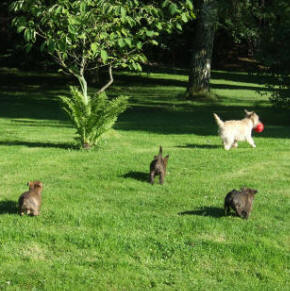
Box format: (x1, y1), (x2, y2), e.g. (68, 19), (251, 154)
(153, 155), (157, 159)
(232, 189), (239, 195)
(164, 154), (169, 161)
(34, 181), (43, 188)
(244, 109), (253, 116)
(246, 188), (257, 195)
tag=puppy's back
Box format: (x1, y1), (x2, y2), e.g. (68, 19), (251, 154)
(18, 182), (43, 215)
(20, 190), (41, 205)
(233, 191), (247, 207)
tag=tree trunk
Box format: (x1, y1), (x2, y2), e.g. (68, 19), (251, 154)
(187, 0), (218, 97)
(77, 74), (88, 103)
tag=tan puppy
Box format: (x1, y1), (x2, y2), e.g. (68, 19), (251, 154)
(213, 110), (260, 150)
(18, 181), (43, 216)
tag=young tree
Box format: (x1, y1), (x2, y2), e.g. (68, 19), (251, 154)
(11, 0), (194, 148)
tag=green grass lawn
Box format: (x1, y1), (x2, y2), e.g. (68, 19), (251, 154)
(0, 67), (289, 290)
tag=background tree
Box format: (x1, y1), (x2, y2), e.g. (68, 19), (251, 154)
(218, 0), (290, 109)
(186, 0), (265, 99)
(11, 0), (194, 148)
(255, 0), (290, 109)
(186, 0), (218, 98)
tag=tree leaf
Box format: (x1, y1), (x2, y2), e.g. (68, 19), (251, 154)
(118, 38), (126, 48)
(176, 23), (182, 31)
(185, 0), (193, 10)
(91, 42), (98, 54)
(156, 22), (162, 30)
(169, 3), (178, 15)
(80, 2), (86, 13)
(181, 13), (188, 23)
(124, 38), (132, 47)
(55, 5), (63, 15)
(120, 6), (126, 17)
(101, 50), (108, 63)
(150, 39), (158, 45)
(17, 26), (26, 33)
(145, 30), (154, 37)
(162, 0), (170, 8)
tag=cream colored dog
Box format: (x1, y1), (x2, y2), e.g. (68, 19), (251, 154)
(213, 110), (260, 150)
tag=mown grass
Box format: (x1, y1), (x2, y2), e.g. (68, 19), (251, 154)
(0, 66), (289, 290)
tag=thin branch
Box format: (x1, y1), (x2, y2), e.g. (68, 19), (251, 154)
(97, 65), (113, 94)
(54, 51), (81, 81)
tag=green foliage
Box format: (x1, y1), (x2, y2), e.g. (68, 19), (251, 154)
(59, 87), (128, 148)
(10, 0), (194, 148)
(10, 0), (194, 78)
(257, 1), (290, 109)
(218, 0), (290, 109)
(218, 0), (262, 45)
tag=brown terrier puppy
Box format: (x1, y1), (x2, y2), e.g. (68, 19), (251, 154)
(224, 187), (258, 219)
(18, 181), (43, 216)
(149, 146), (169, 185)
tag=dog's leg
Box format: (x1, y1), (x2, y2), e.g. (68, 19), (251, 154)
(224, 204), (230, 215)
(223, 137), (233, 150)
(246, 136), (256, 148)
(235, 205), (245, 218)
(159, 172), (164, 184)
(19, 206), (23, 216)
(224, 142), (232, 151)
(149, 171), (155, 184)
(224, 199), (230, 215)
(241, 210), (249, 219)
(32, 210), (39, 216)
(232, 140), (238, 148)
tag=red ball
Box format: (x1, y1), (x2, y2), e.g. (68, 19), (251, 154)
(254, 122), (264, 133)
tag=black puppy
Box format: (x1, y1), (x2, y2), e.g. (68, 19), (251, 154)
(149, 146), (169, 185)
(224, 187), (258, 219)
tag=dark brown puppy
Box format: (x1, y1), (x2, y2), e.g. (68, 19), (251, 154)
(18, 181), (43, 216)
(224, 187), (257, 219)
(149, 146), (169, 185)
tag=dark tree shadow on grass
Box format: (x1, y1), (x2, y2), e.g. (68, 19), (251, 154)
(0, 200), (18, 215)
(116, 106), (290, 138)
(1, 67), (289, 138)
(0, 140), (78, 150)
(10, 119), (72, 128)
(176, 144), (220, 149)
(115, 72), (277, 92)
(122, 171), (149, 182)
(178, 207), (225, 218)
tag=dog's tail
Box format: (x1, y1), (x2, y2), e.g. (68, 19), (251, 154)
(213, 113), (224, 128)
(157, 146), (163, 160)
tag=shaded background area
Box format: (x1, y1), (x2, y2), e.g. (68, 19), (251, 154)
(0, 68), (289, 144)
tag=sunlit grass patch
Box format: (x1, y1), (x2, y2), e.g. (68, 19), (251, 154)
(0, 67), (289, 289)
